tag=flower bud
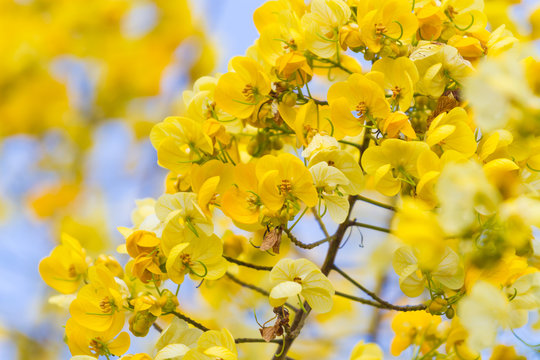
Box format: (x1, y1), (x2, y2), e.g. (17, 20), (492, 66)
(129, 310), (157, 337)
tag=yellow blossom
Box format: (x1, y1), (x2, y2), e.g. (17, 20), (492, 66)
(269, 258), (335, 313)
(165, 233), (227, 285)
(214, 56), (271, 119)
(328, 73), (390, 138)
(39, 233), (88, 294)
(361, 139), (430, 196)
(69, 265), (126, 333)
(66, 317), (130, 358)
(256, 153), (318, 214)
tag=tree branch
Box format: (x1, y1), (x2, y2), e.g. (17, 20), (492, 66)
(169, 311), (210, 332)
(235, 338), (282, 344)
(348, 221), (390, 233)
(223, 255), (273, 271)
(226, 272), (299, 312)
(311, 207), (330, 238)
(335, 291), (426, 311)
(273, 196), (357, 359)
(333, 265), (426, 311)
(356, 195), (396, 211)
(283, 228), (334, 249)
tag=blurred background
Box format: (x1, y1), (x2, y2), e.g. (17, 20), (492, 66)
(0, 0), (539, 359)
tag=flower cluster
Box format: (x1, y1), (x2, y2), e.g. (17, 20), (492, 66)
(40, 0), (540, 359)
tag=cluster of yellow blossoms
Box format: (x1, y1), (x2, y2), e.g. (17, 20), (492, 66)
(40, 0), (540, 359)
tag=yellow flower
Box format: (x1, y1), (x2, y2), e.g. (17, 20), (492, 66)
(308, 147), (365, 196)
(183, 75), (235, 124)
(269, 258), (334, 313)
(448, 34), (485, 59)
(256, 153), (318, 214)
(349, 341), (383, 360)
(457, 281), (513, 351)
(361, 139), (430, 196)
(378, 111), (416, 139)
(293, 101), (334, 146)
(301, 133), (340, 160)
(155, 317), (203, 354)
(190, 160), (235, 218)
(156, 192), (213, 248)
(151, 116), (214, 174)
(436, 161), (499, 234)
(410, 42), (473, 97)
(371, 57), (419, 112)
(441, 0), (487, 33)
(328, 73), (390, 138)
(70, 265), (126, 333)
(184, 328), (238, 360)
(275, 51), (313, 85)
(301, 0), (351, 58)
(359, 0), (418, 53)
(390, 311), (441, 356)
(221, 163), (263, 226)
(65, 317), (130, 358)
(119, 354), (153, 360)
(254, 0), (306, 66)
(391, 197), (447, 269)
(416, 3), (446, 40)
(393, 245), (464, 297)
(490, 345), (527, 360)
(39, 233), (88, 294)
(214, 56), (271, 119)
(425, 107), (477, 157)
(309, 161), (350, 223)
(445, 318), (480, 360)
(165, 233), (227, 285)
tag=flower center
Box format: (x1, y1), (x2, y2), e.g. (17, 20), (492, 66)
(355, 101), (368, 117)
(89, 337), (106, 355)
(293, 277), (302, 284)
(180, 253), (192, 266)
(392, 86), (401, 98)
(242, 84), (256, 102)
(280, 179), (292, 194)
(99, 296), (113, 313)
(375, 23), (387, 35)
(68, 264), (77, 278)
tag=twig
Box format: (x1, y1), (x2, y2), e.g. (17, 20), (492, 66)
(356, 195), (395, 211)
(333, 265), (426, 311)
(348, 221), (390, 233)
(152, 322), (163, 333)
(334, 291), (425, 311)
(273, 196), (357, 359)
(169, 311), (210, 332)
(226, 272), (299, 312)
(223, 255), (273, 271)
(236, 338), (282, 344)
(283, 228), (334, 249)
(311, 208), (330, 238)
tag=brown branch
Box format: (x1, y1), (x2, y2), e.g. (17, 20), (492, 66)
(310, 208), (330, 238)
(273, 195), (357, 359)
(169, 311), (210, 332)
(226, 272), (299, 312)
(152, 322), (163, 333)
(235, 338), (282, 344)
(223, 255), (273, 271)
(283, 228), (334, 249)
(333, 265), (426, 311)
(355, 195), (396, 211)
(335, 291), (426, 312)
(348, 221), (390, 233)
